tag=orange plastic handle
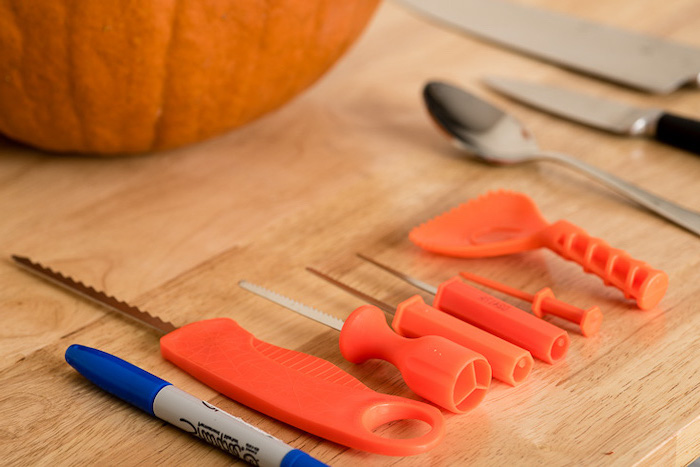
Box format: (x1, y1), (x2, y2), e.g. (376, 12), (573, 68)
(434, 278), (570, 364)
(391, 295), (532, 386)
(543, 220), (668, 310)
(160, 318), (444, 456)
(532, 288), (603, 337)
(459, 272), (603, 337)
(339, 304), (490, 413)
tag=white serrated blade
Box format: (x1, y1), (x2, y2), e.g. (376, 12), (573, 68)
(238, 280), (344, 332)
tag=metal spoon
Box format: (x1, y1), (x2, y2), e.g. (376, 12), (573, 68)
(423, 81), (700, 237)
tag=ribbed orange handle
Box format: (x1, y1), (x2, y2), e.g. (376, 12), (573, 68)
(543, 220), (668, 310)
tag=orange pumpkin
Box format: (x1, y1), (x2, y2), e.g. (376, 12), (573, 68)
(0, 0), (381, 154)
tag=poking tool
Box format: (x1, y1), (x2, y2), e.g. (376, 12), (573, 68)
(12, 255), (444, 456)
(459, 272), (603, 337)
(238, 280), (490, 413)
(409, 190), (669, 310)
(65, 344), (327, 467)
(302, 267), (533, 386)
(356, 254), (569, 364)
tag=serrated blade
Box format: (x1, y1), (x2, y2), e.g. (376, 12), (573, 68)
(12, 255), (177, 334)
(238, 280), (345, 332)
(399, 0), (700, 93)
(484, 76), (663, 136)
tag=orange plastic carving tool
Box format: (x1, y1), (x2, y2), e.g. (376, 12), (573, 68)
(409, 190), (669, 310)
(306, 267), (534, 387)
(459, 272), (603, 337)
(357, 254), (569, 364)
(240, 278), (490, 413)
(13, 256), (444, 456)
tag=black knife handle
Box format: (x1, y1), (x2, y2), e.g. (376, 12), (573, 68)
(655, 112), (700, 155)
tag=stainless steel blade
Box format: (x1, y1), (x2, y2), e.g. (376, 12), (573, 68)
(356, 254), (438, 295)
(484, 77), (664, 136)
(399, 0), (700, 93)
(12, 255), (177, 334)
(238, 280), (344, 332)
(305, 267), (396, 315)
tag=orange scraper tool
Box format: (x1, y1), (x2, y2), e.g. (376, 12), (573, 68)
(460, 272), (603, 337)
(239, 279), (490, 413)
(409, 190), (668, 310)
(306, 267), (534, 387)
(14, 256), (444, 457)
(357, 254), (569, 364)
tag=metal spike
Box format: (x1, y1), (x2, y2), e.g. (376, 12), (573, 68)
(12, 255), (177, 334)
(305, 267), (396, 315)
(356, 253), (439, 295)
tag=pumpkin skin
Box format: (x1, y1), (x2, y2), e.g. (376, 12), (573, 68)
(0, 0), (381, 155)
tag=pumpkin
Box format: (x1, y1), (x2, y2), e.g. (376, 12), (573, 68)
(0, 0), (381, 155)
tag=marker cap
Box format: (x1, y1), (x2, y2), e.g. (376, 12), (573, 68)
(65, 344), (170, 416)
(281, 449), (328, 467)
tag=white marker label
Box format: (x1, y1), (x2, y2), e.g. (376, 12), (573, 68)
(153, 386), (292, 466)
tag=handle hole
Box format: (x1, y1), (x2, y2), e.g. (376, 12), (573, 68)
(363, 404), (434, 440)
(371, 418), (432, 440)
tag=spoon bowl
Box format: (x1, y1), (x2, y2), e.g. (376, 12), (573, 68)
(422, 81), (700, 237)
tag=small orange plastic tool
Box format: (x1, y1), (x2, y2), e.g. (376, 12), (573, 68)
(357, 254), (566, 364)
(460, 272), (603, 337)
(340, 302), (490, 413)
(409, 190), (668, 310)
(434, 278), (570, 364)
(308, 267), (534, 387)
(242, 275), (491, 414)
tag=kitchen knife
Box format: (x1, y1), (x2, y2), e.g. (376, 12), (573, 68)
(398, 0), (700, 94)
(484, 76), (700, 156)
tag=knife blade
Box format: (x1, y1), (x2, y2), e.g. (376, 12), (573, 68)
(484, 76), (700, 155)
(398, 0), (700, 94)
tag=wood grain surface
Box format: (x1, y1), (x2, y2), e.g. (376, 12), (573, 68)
(2, 0), (700, 465)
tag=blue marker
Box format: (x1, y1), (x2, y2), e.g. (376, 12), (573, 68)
(65, 344), (327, 467)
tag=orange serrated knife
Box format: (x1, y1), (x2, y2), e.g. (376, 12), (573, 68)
(12, 255), (444, 456)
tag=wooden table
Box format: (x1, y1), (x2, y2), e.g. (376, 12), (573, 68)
(2, 0), (700, 465)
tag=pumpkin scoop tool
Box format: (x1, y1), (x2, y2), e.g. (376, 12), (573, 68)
(409, 191), (668, 310)
(12, 255), (444, 457)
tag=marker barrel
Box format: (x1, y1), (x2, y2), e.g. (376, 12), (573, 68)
(153, 385), (316, 467)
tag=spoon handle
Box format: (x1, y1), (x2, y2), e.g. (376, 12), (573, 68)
(540, 151), (700, 236)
